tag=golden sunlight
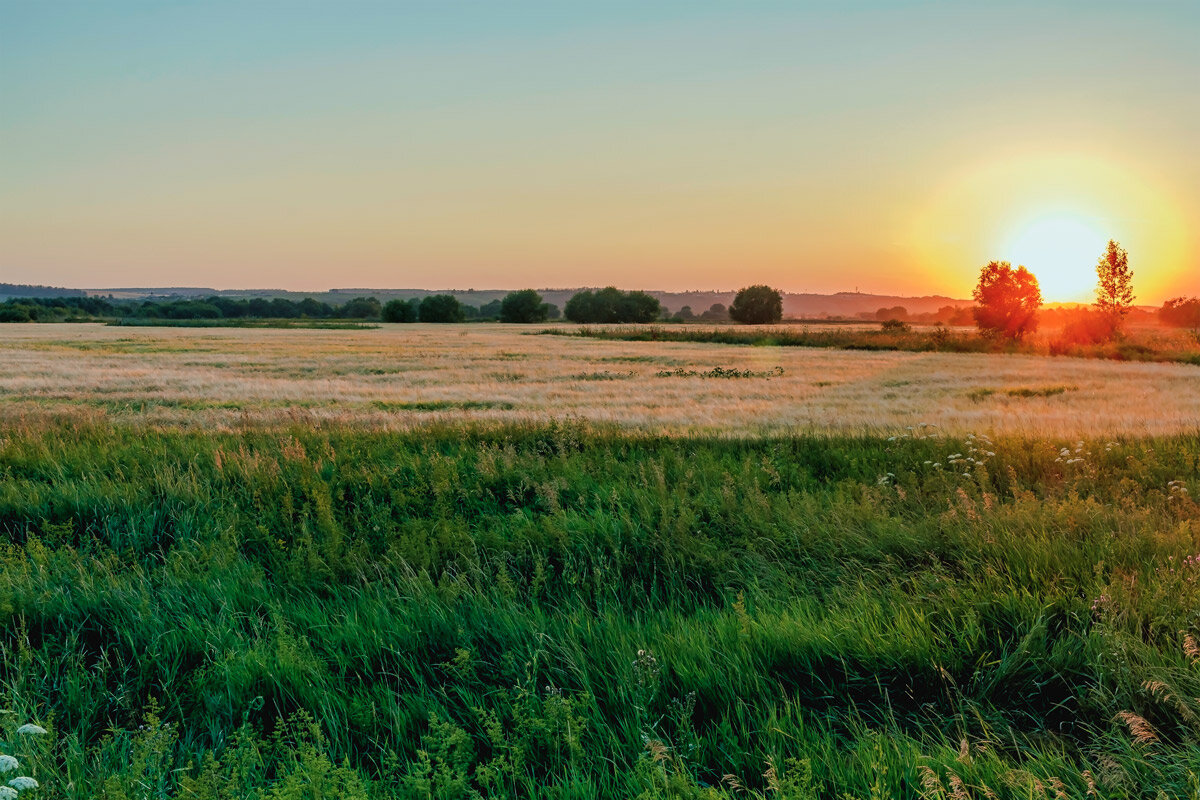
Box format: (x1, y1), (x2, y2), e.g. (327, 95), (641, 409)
(907, 151), (1191, 302)
(1000, 212), (1108, 302)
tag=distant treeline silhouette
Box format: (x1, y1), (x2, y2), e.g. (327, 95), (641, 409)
(0, 293), (562, 323)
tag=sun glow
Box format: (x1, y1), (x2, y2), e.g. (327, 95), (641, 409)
(906, 151), (1192, 303)
(1001, 212), (1109, 302)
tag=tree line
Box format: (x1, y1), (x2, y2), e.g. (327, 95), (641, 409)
(3, 257), (1200, 331)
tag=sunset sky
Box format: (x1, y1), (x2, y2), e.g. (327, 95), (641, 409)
(3, 1), (1198, 301)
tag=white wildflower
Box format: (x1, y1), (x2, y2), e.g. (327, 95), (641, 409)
(14, 725), (45, 736)
(0, 757), (15, 773)
(0, 786), (17, 799)
(7, 777), (37, 791)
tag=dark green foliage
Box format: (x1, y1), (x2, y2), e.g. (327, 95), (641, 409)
(728, 285), (783, 324)
(2, 422), (1200, 795)
(499, 290), (552, 324)
(564, 288), (661, 323)
(382, 299), (420, 323)
(0, 304), (33, 322)
(418, 294), (466, 323)
(340, 296), (383, 320)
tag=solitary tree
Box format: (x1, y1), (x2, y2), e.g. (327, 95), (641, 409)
(729, 285), (783, 324)
(499, 289), (552, 323)
(1094, 239), (1134, 336)
(972, 261), (1041, 339)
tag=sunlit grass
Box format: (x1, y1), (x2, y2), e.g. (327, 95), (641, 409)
(0, 323), (1198, 435)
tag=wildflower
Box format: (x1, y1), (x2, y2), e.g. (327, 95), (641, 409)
(7, 777), (37, 791)
(0, 757), (15, 774)
(0, 787), (16, 800)
(14, 725), (45, 736)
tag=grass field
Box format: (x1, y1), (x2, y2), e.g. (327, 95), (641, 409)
(1, 324), (1200, 798)
(1, 323), (1199, 435)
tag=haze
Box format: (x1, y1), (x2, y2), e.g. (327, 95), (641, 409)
(3, 1), (1198, 302)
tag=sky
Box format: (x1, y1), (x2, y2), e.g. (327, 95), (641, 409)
(2, 1), (1198, 301)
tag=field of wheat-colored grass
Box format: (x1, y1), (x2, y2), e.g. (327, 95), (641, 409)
(1, 322), (1198, 434)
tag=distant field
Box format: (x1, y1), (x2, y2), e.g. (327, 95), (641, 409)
(0, 323), (1198, 435)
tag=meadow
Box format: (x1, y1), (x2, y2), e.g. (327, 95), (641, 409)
(1, 323), (1200, 435)
(1, 324), (1199, 798)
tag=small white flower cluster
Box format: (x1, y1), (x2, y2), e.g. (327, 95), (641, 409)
(1055, 441), (1089, 466)
(921, 433), (995, 477)
(1169, 480), (1190, 501)
(877, 472), (897, 486)
(0, 722), (46, 796)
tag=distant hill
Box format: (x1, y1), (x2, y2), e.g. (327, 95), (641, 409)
(0, 282), (86, 298)
(83, 286), (970, 318)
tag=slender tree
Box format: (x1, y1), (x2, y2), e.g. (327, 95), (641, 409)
(1094, 239), (1134, 335)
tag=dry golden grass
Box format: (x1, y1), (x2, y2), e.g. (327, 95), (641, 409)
(1, 322), (1198, 434)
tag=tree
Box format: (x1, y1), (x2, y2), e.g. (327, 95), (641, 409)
(729, 285), (783, 324)
(1160, 297), (1200, 329)
(972, 261), (1042, 339)
(1094, 239), (1134, 336)
(564, 288), (661, 323)
(499, 289), (552, 323)
(382, 298), (418, 323)
(418, 294), (465, 323)
(340, 296), (382, 319)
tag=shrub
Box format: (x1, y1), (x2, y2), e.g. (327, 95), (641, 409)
(729, 285), (783, 324)
(880, 318), (910, 333)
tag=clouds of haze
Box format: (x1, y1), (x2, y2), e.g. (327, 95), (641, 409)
(2, 1), (1198, 299)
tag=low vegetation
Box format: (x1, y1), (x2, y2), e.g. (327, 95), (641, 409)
(540, 324), (1200, 365)
(1, 420), (1199, 797)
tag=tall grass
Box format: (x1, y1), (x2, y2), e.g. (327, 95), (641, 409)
(541, 324), (1200, 365)
(1, 421), (1199, 797)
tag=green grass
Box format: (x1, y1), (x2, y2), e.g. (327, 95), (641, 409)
(1, 422), (1199, 797)
(538, 325), (1200, 366)
(967, 385), (1076, 402)
(371, 400), (516, 412)
(107, 318), (380, 329)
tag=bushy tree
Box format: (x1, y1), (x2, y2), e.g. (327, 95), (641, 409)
(1095, 239), (1134, 336)
(418, 294), (465, 323)
(0, 304), (32, 323)
(729, 285), (783, 324)
(499, 289), (552, 323)
(1160, 297), (1200, 328)
(382, 298), (419, 323)
(340, 297), (382, 319)
(972, 261), (1041, 339)
(564, 288), (660, 323)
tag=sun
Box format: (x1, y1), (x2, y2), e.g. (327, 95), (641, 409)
(999, 212), (1109, 303)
